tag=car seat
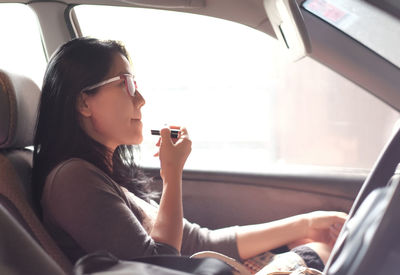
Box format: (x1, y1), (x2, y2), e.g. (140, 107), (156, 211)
(0, 68), (72, 274)
(0, 203), (65, 275)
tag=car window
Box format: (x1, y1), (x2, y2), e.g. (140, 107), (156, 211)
(0, 3), (46, 86)
(74, 5), (400, 173)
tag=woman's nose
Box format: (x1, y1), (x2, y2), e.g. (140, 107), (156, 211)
(134, 90), (145, 108)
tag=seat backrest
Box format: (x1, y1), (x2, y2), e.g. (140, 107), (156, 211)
(0, 203), (65, 275)
(0, 69), (72, 273)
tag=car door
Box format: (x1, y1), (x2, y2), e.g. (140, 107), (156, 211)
(67, 3), (399, 230)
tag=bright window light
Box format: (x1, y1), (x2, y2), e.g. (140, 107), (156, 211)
(0, 4), (46, 87)
(75, 5), (399, 173)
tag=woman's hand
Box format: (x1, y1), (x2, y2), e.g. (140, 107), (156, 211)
(151, 126), (190, 250)
(154, 126), (192, 181)
(304, 211), (348, 247)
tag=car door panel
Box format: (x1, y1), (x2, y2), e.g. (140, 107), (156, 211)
(146, 169), (363, 229)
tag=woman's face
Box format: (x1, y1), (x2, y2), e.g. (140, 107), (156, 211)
(78, 53), (145, 150)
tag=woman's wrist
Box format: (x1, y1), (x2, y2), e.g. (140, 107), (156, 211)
(161, 167), (183, 185)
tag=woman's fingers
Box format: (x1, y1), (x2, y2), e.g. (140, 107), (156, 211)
(328, 224), (344, 246)
(330, 212), (348, 225)
(329, 228), (338, 242)
(154, 127), (174, 157)
(153, 137), (162, 157)
(306, 211), (348, 245)
(332, 222), (343, 232)
(309, 211), (348, 229)
(153, 126), (189, 156)
(329, 222), (344, 240)
(178, 126), (189, 138)
(155, 126), (192, 180)
(168, 126), (189, 142)
(160, 127), (173, 144)
(156, 137), (161, 147)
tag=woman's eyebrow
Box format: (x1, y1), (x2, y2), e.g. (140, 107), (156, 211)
(117, 70), (132, 75)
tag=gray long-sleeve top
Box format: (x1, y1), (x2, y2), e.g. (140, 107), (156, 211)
(41, 158), (240, 263)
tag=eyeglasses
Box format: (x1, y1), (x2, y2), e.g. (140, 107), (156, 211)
(81, 74), (138, 97)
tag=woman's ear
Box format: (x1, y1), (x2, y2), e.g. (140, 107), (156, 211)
(77, 92), (92, 117)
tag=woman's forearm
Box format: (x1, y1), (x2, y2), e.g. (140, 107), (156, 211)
(236, 214), (308, 260)
(150, 173), (183, 252)
(151, 127), (191, 252)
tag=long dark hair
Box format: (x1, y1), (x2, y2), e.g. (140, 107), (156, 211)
(32, 37), (156, 217)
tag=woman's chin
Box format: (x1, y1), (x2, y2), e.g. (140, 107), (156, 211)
(128, 134), (143, 145)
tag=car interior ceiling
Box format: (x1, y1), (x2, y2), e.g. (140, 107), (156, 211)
(0, 0), (400, 274)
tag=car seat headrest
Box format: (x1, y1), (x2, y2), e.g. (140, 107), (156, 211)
(0, 69), (40, 149)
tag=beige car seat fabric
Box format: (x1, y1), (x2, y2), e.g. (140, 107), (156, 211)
(0, 69), (72, 273)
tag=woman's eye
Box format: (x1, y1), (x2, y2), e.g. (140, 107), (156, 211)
(118, 81), (125, 87)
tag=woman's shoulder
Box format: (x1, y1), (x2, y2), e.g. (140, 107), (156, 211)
(44, 158), (116, 196)
(41, 158), (131, 231)
(48, 158), (108, 180)
(50, 158), (100, 173)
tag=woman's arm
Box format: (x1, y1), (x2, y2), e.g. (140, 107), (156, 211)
(150, 172), (184, 251)
(236, 211), (347, 259)
(42, 159), (180, 261)
(151, 127), (191, 251)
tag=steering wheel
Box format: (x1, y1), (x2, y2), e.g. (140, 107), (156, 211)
(324, 122), (400, 275)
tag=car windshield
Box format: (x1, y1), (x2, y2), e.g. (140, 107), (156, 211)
(303, 0), (400, 69)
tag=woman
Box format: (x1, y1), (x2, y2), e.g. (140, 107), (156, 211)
(32, 37), (347, 272)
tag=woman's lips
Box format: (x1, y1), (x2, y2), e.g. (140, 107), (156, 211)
(132, 113), (142, 120)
